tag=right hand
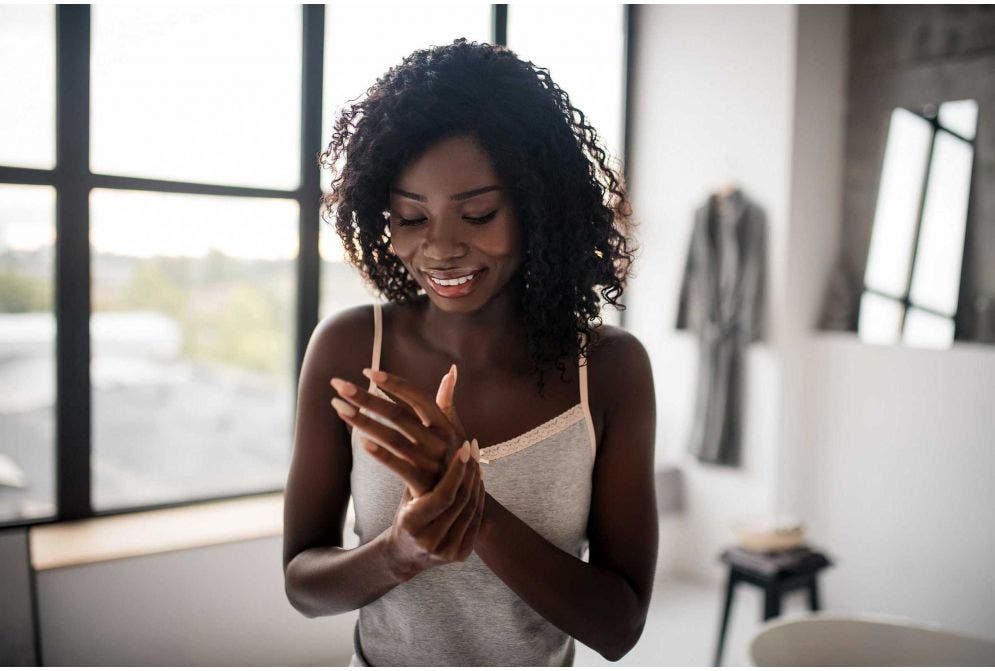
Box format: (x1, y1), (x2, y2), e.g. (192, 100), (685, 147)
(384, 441), (485, 578)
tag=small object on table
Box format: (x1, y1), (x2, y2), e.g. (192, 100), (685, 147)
(712, 545), (832, 666)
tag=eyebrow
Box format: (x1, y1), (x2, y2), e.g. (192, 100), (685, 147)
(389, 185), (503, 202)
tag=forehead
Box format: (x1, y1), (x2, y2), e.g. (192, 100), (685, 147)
(392, 135), (500, 196)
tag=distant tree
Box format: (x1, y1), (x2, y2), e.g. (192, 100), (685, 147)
(120, 258), (187, 317)
(0, 272), (52, 312)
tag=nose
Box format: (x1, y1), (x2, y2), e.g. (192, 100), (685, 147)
(420, 215), (468, 261)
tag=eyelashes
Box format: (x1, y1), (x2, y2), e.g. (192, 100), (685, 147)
(465, 210), (499, 225)
(395, 210), (499, 227)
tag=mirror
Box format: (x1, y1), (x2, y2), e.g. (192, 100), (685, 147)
(856, 99), (978, 349)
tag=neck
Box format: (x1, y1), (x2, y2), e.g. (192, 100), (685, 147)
(415, 283), (529, 371)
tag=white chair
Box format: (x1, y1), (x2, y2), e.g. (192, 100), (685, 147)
(749, 613), (995, 666)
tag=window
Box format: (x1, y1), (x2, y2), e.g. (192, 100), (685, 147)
(0, 185), (57, 522)
(0, 6), (631, 527)
(91, 7), (302, 190)
(0, 5), (55, 169)
(858, 101), (977, 349)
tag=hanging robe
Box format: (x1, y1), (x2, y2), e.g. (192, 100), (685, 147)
(676, 188), (766, 466)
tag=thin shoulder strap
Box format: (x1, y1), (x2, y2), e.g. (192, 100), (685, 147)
(368, 303), (383, 393)
(579, 332), (597, 459)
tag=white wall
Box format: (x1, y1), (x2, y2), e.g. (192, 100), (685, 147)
(36, 536), (355, 666)
(626, 3), (800, 580)
(804, 335), (995, 639)
(628, 3), (995, 640)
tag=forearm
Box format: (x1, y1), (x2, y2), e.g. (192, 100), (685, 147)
(475, 494), (647, 661)
(285, 527), (414, 618)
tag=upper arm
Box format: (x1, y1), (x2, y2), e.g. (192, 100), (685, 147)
(586, 329), (658, 608)
(282, 305), (373, 572)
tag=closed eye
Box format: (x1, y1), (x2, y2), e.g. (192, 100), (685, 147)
(464, 209), (498, 225)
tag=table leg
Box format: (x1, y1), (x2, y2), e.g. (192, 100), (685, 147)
(713, 571), (737, 666)
(808, 576), (821, 611)
(763, 585), (782, 621)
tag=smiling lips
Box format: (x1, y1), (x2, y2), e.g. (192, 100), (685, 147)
(422, 268), (486, 298)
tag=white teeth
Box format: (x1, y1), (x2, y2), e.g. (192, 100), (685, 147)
(429, 273), (475, 286)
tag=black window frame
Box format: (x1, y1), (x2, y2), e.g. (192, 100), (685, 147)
(0, 3), (634, 531)
(860, 102), (977, 339)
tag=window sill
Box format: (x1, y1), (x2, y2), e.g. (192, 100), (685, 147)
(29, 493), (284, 571)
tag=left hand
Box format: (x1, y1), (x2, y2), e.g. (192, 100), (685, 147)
(330, 366), (477, 497)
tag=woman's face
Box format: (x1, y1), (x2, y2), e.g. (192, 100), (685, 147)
(387, 134), (522, 313)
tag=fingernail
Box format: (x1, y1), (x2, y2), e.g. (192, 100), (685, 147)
(363, 439), (378, 453)
(470, 438), (480, 461)
(450, 363), (457, 384)
(362, 368), (387, 383)
(330, 377), (356, 396)
(460, 441), (470, 462)
(331, 397), (356, 417)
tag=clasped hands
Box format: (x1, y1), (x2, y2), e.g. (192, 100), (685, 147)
(330, 365), (485, 574)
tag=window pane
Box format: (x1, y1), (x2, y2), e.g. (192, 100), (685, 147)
(938, 99), (978, 141)
(320, 3), (491, 191)
(91, 6), (301, 189)
(903, 307), (954, 350)
(908, 130), (973, 317)
(857, 291), (903, 346)
(0, 5), (55, 169)
(508, 5), (626, 164)
(0, 185), (56, 523)
(319, 224), (379, 319)
(90, 189), (298, 511)
(864, 108), (931, 297)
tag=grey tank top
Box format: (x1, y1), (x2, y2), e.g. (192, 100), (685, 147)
(348, 302), (597, 666)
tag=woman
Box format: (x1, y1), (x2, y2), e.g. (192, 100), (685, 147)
(283, 39), (657, 666)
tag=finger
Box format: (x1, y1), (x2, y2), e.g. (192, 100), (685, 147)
(404, 442), (470, 527)
(436, 365), (468, 438)
(331, 397), (439, 475)
(435, 366), (454, 416)
(331, 378), (447, 461)
(438, 466), (483, 556)
(360, 437), (433, 498)
(421, 455), (479, 552)
(363, 368), (453, 432)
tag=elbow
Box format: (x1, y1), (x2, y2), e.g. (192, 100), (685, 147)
(600, 623), (645, 662)
(284, 557), (320, 619)
(598, 604), (647, 662)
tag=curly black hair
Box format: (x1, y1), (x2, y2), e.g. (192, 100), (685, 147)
(319, 38), (637, 396)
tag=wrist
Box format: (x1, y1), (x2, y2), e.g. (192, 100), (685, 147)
(377, 529), (420, 584)
(477, 492), (498, 549)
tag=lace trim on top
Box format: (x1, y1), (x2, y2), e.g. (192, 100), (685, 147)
(478, 404), (586, 462)
(370, 385), (585, 464)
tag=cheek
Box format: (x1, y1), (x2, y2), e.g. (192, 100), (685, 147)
(478, 218), (521, 260)
(387, 227), (419, 257)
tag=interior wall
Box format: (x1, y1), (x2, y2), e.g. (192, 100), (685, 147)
(0, 528), (37, 665)
(804, 335), (995, 639)
(625, 3), (798, 581)
(35, 536), (354, 666)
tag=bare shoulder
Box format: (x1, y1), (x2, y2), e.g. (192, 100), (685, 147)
(585, 323), (654, 426)
(587, 324), (651, 378)
(303, 303), (378, 387)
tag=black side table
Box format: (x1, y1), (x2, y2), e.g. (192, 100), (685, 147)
(713, 546), (831, 666)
